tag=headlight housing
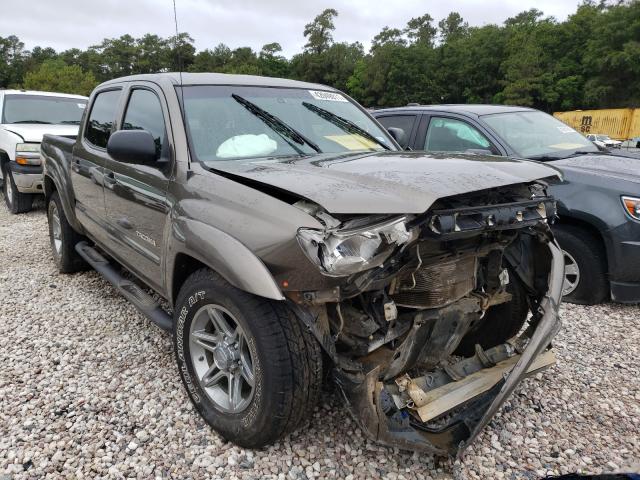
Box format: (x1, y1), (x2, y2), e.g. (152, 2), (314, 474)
(622, 196), (640, 221)
(15, 143), (41, 166)
(297, 216), (415, 277)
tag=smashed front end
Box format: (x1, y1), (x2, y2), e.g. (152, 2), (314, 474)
(288, 182), (564, 456)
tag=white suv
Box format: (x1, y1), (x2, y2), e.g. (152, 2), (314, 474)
(0, 90), (88, 213)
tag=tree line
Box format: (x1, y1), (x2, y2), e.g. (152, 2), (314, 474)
(1, 1), (638, 111)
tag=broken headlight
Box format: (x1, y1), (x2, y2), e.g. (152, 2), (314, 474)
(297, 216), (415, 277)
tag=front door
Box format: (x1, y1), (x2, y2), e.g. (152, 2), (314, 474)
(102, 84), (172, 292)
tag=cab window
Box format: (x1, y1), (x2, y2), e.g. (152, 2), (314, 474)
(424, 117), (493, 153)
(85, 89), (121, 149)
(121, 89), (166, 159)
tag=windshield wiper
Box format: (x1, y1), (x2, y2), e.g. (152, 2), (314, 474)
(10, 120), (52, 124)
(231, 94), (321, 154)
(532, 149), (607, 162)
(302, 102), (390, 151)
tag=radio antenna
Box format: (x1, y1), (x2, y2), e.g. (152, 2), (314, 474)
(172, 0), (189, 167)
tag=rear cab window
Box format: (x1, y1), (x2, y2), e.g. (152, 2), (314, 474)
(85, 90), (122, 149)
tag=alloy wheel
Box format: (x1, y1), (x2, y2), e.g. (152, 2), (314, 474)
(189, 304), (256, 413)
(562, 250), (580, 296)
(50, 203), (63, 255)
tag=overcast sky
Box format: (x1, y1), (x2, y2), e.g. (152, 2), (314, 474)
(3, 0), (580, 57)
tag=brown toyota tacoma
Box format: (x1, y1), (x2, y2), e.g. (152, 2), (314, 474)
(41, 73), (564, 455)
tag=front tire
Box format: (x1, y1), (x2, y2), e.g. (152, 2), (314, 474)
(47, 191), (87, 273)
(173, 269), (322, 448)
(553, 225), (608, 305)
(2, 165), (33, 214)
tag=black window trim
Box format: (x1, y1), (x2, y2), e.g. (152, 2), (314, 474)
(83, 86), (124, 151)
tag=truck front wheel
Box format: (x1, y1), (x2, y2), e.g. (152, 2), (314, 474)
(173, 268), (322, 448)
(2, 165), (33, 214)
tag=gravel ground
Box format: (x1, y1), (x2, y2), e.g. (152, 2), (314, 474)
(1, 201), (639, 480)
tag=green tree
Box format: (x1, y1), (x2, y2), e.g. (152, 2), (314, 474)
(22, 59), (97, 96)
(438, 12), (469, 43)
(303, 9), (338, 54)
(405, 14), (438, 46)
(0, 35), (26, 87)
(259, 43), (290, 77)
(190, 43), (232, 72)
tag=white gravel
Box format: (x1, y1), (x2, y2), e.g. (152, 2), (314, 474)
(1, 201), (639, 479)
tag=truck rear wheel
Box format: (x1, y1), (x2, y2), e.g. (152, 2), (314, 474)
(173, 268), (322, 448)
(47, 191), (87, 273)
(2, 165), (33, 214)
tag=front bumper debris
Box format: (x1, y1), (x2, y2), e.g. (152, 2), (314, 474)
(335, 239), (564, 456)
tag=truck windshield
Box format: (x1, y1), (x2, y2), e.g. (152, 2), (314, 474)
(178, 85), (395, 162)
(2, 95), (87, 125)
(482, 110), (598, 159)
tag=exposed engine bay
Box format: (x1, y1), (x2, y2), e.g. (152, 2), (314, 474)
(289, 182), (564, 455)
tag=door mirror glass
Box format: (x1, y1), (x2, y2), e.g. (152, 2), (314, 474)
(107, 130), (157, 165)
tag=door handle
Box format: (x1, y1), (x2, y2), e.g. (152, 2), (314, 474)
(117, 217), (133, 230)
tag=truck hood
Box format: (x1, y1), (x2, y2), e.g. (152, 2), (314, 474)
(206, 151), (559, 214)
(1, 124), (79, 143)
(552, 154), (640, 185)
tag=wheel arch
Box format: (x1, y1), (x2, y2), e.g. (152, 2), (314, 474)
(553, 216), (608, 264)
(167, 217), (285, 307)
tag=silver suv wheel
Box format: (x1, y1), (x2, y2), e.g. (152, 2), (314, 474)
(562, 250), (580, 296)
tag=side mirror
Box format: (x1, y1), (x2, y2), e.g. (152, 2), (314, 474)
(386, 127), (407, 147)
(107, 130), (157, 165)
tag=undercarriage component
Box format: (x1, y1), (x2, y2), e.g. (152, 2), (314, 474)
(382, 296), (482, 380)
(396, 349), (556, 422)
(333, 234), (564, 456)
(391, 255), (477, 309)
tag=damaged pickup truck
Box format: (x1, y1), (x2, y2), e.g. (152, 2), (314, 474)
(41, 73), (564, 455)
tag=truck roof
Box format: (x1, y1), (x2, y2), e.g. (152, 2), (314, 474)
(0, 89), (88, 100)
(98, 72), (338, 92)
(376, 104), (537, 116)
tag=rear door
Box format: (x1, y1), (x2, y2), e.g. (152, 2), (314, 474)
(102, 82), (172, 291)
(71, 87), (123, 239)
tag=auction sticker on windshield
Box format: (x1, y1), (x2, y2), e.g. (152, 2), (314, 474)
(308, 90), (348, 102)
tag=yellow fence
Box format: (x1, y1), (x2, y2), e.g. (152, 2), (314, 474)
(553, 108), (640, 140)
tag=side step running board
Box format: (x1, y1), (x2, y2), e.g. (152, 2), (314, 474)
(75, 241), (173, 332)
